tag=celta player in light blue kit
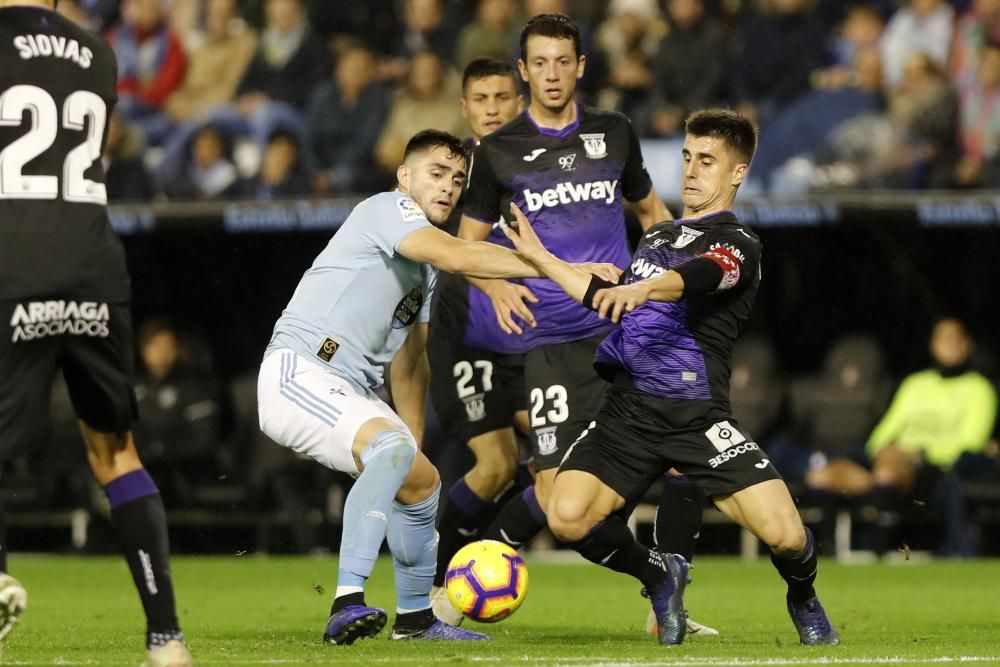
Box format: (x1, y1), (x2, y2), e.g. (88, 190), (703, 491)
(258, 130), (561, 645)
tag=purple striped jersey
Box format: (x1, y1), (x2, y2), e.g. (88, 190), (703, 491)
(461, 104), (654, 350)
(594, 211), (761, 405)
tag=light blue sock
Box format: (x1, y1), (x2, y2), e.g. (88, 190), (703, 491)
(387, 483), (441, 613)
(337, 430), (416, 594)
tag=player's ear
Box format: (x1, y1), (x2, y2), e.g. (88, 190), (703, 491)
(576, 54), (587, 80)
(460, 97), (469, 119)
(731, 162), (748, 188)
(397, 164), (410, 191)
(517, 59), (529, 83)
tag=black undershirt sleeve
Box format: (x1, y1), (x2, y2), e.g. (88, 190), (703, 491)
(674, 257), (725, 297)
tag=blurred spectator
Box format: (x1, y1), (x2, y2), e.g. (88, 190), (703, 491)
(306, 43), (391, 194)
(310, 2), (400, 56)
(103, 111), (156, 202)
(234, 0), (328, 112)
(162, 125), (241, 200)
(813, 3), (884, 90)
(133, 319), (222, 481)
(954, 42), (1000, 187)
(158, 0), (324, 191)
(951, 0), (1000, 82)
(163, 0), (257, 125)
(454, 0), (520, 70)
(57, 0), (96, 28)
(645, 0), (730, 138)
(397, 0), (460, 62)
(596, 0), (666, 118)
(374, 51), (466, 173)
(786, 51), (957, 191)
(880, 0), (955, 88)
(733, 0), (829, 126)
(239, 130), (311, 199)
(755, 48), (885, 191)
(807, 318), (998, 556)
(107, 0), (187, 142)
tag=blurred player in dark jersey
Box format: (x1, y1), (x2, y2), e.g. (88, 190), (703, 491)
(457, 14), (716, 635)
(426, 58), (529, 621)
(0, 2), (191, 664)
(502, 109), (839, 647)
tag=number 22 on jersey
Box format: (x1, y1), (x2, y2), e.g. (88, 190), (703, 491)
(0, 84), (107, 204)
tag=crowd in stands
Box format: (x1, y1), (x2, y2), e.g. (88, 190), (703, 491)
(59, 0), (1000, 201)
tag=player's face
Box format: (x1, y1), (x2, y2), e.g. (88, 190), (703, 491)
(461, 75), (523, 140)
(397, 146), (467, 225)
(518, 36), (585, 114)
(680, 135), (747, 215)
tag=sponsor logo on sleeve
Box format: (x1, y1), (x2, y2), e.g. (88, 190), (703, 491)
(396, 197), (427, 223)
(391, 285), (424, 329)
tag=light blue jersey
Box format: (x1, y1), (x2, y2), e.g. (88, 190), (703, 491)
(267, 191), (437, 393)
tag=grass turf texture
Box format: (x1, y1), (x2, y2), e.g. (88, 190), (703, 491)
(2, 555), (998, 666)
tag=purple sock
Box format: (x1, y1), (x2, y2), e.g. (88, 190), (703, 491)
(104, 469), (159, 509)
(448, 478), (492, 519)
(522, 486), (547, 524)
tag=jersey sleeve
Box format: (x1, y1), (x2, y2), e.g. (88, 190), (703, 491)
(363, 194), (433, 256)
(418, 267), (437, 324)
(462, 143), (504, 224)
(678, 228), (761, 296)
(620, 118), (654, 203)
(705, 228), (761, 292)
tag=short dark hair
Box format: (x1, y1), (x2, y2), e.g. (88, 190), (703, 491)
(685, 109), (758, 164)
(462, 57), (519, 92)
(520, 13), (581, 62)
(403, 129), (469, 167)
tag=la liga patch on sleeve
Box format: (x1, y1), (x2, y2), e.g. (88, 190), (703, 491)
(397, 197), (428, 223)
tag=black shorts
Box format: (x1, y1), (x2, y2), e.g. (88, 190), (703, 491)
(524, 334), (609, 471)
(0, 299), (137, 459)
(559, 386), (783, 502)
(428, 334), (527, 444)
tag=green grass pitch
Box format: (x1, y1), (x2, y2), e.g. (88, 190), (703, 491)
(3, 554), (999, 665)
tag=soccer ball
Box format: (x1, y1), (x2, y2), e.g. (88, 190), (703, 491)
(445, 540), (528, 623)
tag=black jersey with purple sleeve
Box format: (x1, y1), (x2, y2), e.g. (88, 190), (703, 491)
(463, 104), (653, 348)
(594, 211), (761, 411)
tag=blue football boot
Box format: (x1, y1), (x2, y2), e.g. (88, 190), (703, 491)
(641, 553), (690, 645)
(323, 605), (387, 645)
(787, 595), (840, 645)
(390, 619), (490, 641)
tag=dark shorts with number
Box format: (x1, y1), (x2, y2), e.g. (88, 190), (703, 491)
(524, 333), (610, 471)
(559, 384), (783, 503)
(428, 334), (527, 444)
(0, 298), (137, 459)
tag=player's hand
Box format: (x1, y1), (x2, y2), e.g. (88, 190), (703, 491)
(483, 280), (538, 335)
(573, 262), (623, 284)
(501, 203), (549, 264)
(592, 283), (650, 323)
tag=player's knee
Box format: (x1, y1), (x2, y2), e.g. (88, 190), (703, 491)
(764, 515), (807, 556)
(397, 450), (440, 505)
(547, 495), (592, 543)
(470, 449), (517, 493)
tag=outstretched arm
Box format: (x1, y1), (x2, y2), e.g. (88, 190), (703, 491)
(397, 225), (542, 279)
